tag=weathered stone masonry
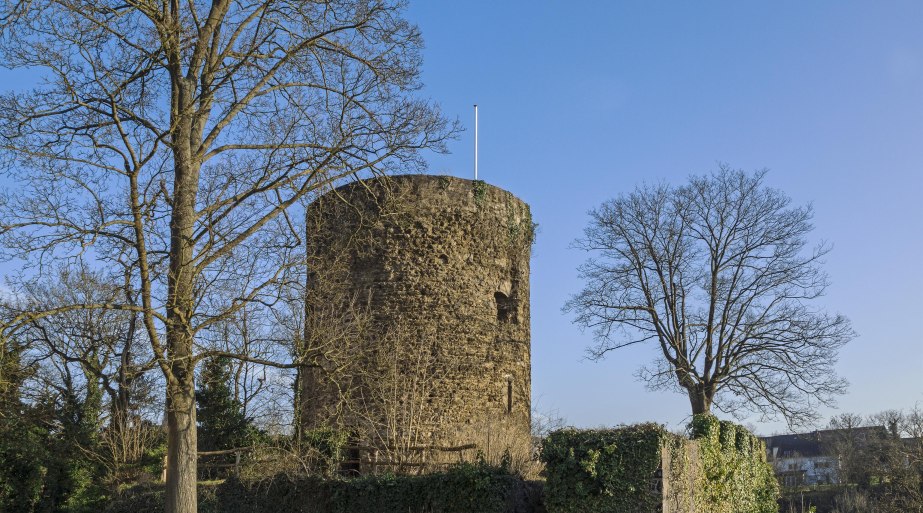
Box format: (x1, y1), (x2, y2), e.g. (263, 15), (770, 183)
(298, 175), (533, 462)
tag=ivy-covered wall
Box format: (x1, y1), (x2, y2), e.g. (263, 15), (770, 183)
(686, 415), (779, 513)
(540, 415), (779, 513)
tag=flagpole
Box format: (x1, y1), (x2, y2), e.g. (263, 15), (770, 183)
(474, 104), (479, 180)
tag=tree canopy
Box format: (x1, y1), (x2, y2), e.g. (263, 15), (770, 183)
(566, 167), (854, 427)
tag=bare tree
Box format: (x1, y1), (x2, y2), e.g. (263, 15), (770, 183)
(0, 1), (454, 511)
(827, 412), (874, 486)
(825, 410), (923, 512)
(354, 323), (454, 473)
(566, 167), (853, 427)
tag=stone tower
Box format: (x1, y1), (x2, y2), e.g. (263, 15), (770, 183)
(298, 174), (532, 468)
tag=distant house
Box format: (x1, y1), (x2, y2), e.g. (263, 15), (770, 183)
(761, 426), (888, 488)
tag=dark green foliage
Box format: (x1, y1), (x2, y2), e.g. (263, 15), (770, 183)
(300, 427), (349, 477)
(196, 357), (255, 451)
(0, 336), (108, 513)
(104, 462), (540, 513)
(0, 337), (46, 512)
(0, 398), (108, 513)
(540, 423), (668, 513)
(0, 413), (48, 512)
(140, 441), (168, 479)
(34, 383), (108, 513)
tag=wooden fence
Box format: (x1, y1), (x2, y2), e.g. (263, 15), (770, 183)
(161, 443), (480, 480)
(342, 443), (479, 474)
(161, 446), (254, 481)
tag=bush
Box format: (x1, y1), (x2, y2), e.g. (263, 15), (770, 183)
(301, 427), (350, 477)
(540, 423), (668, 513)
(0, 416), (48, 512)
(105, 461), (541, 513)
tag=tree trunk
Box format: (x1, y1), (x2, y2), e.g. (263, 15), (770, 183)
(164, 109), (201, 512)
(688, 386), (713, 416)
(165, 378), (197, 513)
(164, 281), (199, 513)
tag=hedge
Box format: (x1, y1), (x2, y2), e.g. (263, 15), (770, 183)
(105, 461), (542, 513)
(540, 416), (779, 513)
(540, 423), (669, 513)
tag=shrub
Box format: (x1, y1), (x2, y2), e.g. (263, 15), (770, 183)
(105, 461), (540, 513)
(0, 416), (47, 512)
(540, 423), (668, 513)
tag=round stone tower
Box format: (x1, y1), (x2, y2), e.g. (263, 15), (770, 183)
(298, 174), (532, 468)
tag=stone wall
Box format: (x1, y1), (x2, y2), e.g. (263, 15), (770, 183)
(298, 175), (533, 469)
(662, 439), (702, 513)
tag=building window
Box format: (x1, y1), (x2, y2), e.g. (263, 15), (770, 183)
(494, 292), (518, 324)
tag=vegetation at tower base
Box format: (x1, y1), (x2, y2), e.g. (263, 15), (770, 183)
(104, 460), (542, 513)
(540, 423), (667, 513)
(540, 415), (778, 513)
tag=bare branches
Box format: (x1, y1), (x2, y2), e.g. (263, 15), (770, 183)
(0, 2), (454, 510)
(566, 166), (854, 427)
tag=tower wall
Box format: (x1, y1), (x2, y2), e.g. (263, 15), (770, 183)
(299, 175), (532, 465)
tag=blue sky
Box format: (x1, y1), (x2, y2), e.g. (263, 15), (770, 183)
(406, 1), (923, 434)
(0, 1), (920, 435)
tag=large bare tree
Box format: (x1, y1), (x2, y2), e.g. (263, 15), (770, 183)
(566, 167), (853, 427)
(0, 1), (454, 511)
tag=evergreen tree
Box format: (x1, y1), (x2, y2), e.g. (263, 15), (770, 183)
(195, 357), (253, 452)
(0, 335), (47, 512)
(33, 380), (107, 513)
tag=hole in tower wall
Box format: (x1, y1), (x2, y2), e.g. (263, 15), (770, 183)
(494, 292), (518, 324)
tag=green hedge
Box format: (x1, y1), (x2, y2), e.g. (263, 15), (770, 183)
(540, 423), (669, 513)
(540, 416), (779, 513)
(105, 461), (542, 513)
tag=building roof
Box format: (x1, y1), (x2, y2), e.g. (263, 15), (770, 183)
(762, 433), (825, 458)
(761, 426), (889, 458)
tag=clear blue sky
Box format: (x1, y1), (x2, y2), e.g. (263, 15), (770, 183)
(405, 1), (923, 434)
(0, 1), (920, 435)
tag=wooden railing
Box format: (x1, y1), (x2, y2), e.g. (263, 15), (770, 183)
(161, 443), (480, 480)
(161, 446), (255, 481)
(343, 443), (479, 473)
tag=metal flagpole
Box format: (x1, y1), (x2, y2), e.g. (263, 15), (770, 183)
(474, 104), (478, 180)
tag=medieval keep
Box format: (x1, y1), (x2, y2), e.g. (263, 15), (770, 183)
(297, 174), (533, 470)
